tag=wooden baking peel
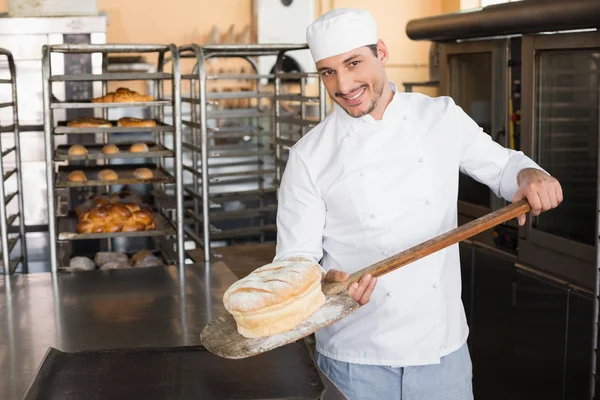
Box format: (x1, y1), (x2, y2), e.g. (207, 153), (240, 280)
(201, 199), (532, 359)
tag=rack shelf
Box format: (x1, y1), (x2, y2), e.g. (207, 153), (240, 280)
(0, 48), (27, 275)
(42, 43), (185, 272)
(177, 43), (326, 262)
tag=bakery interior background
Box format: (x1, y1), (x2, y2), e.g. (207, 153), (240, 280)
(0, 0), (598, 399)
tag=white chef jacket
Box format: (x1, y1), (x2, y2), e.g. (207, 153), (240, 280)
(274, 82), (542, 367)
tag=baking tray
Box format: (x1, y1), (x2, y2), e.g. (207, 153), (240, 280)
(23, 344), (323, 400)
(55, 164), (174, 188)
(57, 211), (175, 241)
(50, 99), (171, 109)
(54, 143), (173, 161)
(54, 120), (174, 134)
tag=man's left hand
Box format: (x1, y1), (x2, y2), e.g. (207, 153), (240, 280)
(513, 168), (563, 226)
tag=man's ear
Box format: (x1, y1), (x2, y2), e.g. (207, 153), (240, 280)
(376, 39), (389, 65)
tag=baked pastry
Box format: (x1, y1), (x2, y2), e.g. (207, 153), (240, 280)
(98, 169), (119, 181)
(118, 117), (157, 127)
(133, 168), (153, 179)
(76, 203), (155, 233)
(102, 144), (119, 154)
(92, 87), (154, 103)
(129, 143), (149, 153)
(68, 170), (87, 182)
(67, 117), (112, 128)
(222, 259), (326, 338)
(68, 144), (88, 156)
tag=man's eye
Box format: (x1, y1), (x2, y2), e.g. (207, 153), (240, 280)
(322, 70), (333, 77)
(350, 61), (360, 67)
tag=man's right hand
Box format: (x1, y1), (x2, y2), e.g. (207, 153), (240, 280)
(324, 269), (377, 306)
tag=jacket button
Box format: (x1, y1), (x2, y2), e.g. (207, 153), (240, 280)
(433, 283), (438, 289)
(425, 200), (432, 205)
(386, 292), (393, 297)
(370, 213), (377, 219)
(418, 157), (425, 163)
(382, 249), (390, 256)
(360, 171), (367, 177)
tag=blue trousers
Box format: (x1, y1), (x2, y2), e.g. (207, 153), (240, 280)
(315, 343), (474, 400)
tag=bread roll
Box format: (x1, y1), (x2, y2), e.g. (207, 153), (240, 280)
(129, 143), (149, 153)
(68, 144), (88, 156)
(222, 259), (326, 338)
(92, 87), (154, 103)
(133, 168), (153, 179)
(117, 117), (157, 127)
(102, 144), (119, 154)
(67, 117), (112, 128)
(68, 170), (87, 182)
(98, 169), (119, 181)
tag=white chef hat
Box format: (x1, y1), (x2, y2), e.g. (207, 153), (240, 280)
(306, 8), (378, 63)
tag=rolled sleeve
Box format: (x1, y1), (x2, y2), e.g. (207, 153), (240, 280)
(455, 101), (545, 202)
(274, 149), (326, 266)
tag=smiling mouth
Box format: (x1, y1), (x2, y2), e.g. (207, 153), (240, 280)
(339, 86), (366, 105)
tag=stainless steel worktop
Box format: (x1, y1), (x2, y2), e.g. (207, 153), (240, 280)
(0, 262), (238, 399)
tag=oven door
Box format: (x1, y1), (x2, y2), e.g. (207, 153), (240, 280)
(519, 31), (599, 288)
(439, 39), (511, 242)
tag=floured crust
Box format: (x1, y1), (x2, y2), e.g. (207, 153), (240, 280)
(223, 259), (326, 338)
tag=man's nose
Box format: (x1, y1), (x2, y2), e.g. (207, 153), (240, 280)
(336, 71), (353, 95)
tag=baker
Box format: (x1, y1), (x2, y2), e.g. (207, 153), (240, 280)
(273, 7), (563, 400)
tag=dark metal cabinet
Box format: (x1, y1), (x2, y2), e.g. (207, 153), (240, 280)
(470, 246), (516, 400)
(564, 289), (594, 399)
(512, 268), (569, 400)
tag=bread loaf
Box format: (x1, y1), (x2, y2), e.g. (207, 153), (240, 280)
(68, 144), (88, 156)
(133, 168), (153, 179)
(76, 203), (155, 233)
(67, 117), (112, 127)
(118, 117), (156, 127)
(94, 251), (129, 267)
(98, 169), (119, 181)
(102, 144), (119, 154)
(129, 143), (149, 153)
(92, 87), (154, 103)
(68, 170), (87, 182)
(223, 259), (326, 338)
(69, 256), (96, 271)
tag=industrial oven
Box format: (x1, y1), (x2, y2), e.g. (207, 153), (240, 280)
(519, 30), (599, 289)
(438, 38), (518, 248)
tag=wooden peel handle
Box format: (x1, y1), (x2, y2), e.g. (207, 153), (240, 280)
(322, 199), (531, 295)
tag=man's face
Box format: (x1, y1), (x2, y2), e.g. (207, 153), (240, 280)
(316, 41), (388, 118)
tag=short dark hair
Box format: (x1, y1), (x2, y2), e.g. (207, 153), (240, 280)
(366, 44), (378, 57)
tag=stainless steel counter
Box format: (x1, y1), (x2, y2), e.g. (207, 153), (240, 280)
(0, 262), (240, 399)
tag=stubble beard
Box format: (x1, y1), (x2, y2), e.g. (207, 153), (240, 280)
(334, 76), (385, 119)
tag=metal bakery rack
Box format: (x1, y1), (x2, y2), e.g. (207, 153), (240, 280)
(176, 44), (326, 263)
(0, 48), (27, 275)
(42, 44), (184, 272)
